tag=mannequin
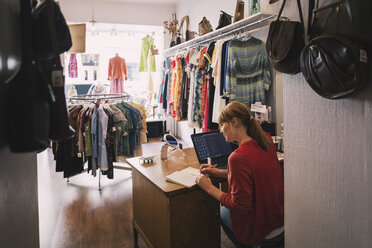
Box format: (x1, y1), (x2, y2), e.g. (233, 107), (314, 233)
(108, 53), (127, 94)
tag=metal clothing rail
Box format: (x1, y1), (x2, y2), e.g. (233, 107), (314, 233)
(66, 92), (133, 191)
(68, 92), (130, 102)
(162, 13), (275, 56)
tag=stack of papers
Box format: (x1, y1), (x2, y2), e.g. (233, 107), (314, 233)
(165, 167), (201, 188)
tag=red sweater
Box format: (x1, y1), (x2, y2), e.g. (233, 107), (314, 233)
(220, 134), (284, 245)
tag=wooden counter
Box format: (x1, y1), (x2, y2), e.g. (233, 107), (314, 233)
(127, 147), (221, 248)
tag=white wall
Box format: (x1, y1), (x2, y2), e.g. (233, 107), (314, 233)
(60, 0), (175, 26)
(175, 0), (372, 247)
(269, 0), (371, 246)
(268, 0), (371, 247)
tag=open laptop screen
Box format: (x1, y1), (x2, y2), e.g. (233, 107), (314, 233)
(191, 131), (235, 164)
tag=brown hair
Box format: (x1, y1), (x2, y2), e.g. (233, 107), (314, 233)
(218, 101), (271, 151)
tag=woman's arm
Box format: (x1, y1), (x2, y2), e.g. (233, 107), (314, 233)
(195, 175), (224, 202)
(200, 164), (228, 179)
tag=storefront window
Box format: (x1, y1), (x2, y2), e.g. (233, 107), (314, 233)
(64, 23), (164, 100)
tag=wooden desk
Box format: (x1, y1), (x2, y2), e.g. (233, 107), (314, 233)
(126, 148), (221, 248)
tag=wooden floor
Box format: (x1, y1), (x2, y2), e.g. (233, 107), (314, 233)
(37, 138), (235, 248)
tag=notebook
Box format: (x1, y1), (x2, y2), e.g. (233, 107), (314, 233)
(191, 131), (237, 168)
(165, 167), (201, 188)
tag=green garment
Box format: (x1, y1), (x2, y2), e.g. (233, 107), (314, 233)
(139, 35), (156, 72)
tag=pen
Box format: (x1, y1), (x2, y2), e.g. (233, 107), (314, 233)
(200, 164), (217, 172)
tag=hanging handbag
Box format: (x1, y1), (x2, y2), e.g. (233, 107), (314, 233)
(32, 0), (72, 60)
(300, 0), (369, 99)
(198, 17), (213, 36)
(233, 0), (244, 22)
(179, 15), (193, 41)
(45, 0), (75, 140)
(266, 0), (305, 74)
(309, 0), (372, 47)
(6, 0), (54, 153)
(216, 11), (232, 30)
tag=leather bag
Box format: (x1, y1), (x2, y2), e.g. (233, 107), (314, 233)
(309, 0), (372, 47)
(300, 35), (368, 99)
(198, 17), (213, 36)
(32, 0), (72, 60)
(300, 0), (369, 99)
(233, 0), (245, 23)
(266, 0), (305, 74)
(45, 0), (75, 141)
(6, 0), (54, 152)
(216, 11), (232, 30)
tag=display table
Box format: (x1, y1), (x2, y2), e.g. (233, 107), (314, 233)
(126, 147), (221, 248)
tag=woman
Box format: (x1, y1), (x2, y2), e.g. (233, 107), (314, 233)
(196, 101), (284, 247)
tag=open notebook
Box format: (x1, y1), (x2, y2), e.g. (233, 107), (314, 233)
(165, 167), (201, 188)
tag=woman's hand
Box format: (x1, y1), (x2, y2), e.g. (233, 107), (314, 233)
(196, 174), (224, 201)
(200, 164), (220, 177)
(195, 174), (213, 192)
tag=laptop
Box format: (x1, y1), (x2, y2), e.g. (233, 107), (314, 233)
(191, 131), (238, 169)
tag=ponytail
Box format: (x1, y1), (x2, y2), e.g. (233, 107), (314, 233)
(219, 101), (271, 151)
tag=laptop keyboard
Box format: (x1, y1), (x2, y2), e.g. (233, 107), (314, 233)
(212, 157), (228, 169)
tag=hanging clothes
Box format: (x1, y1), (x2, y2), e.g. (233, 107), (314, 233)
(211, 38), (229, 123)
(68, 54), (78, 78)
(53, 99), (146, 180)
(110, 79), (124, 94)
(225, 34), (272, 106)
(158, 32), (271, 132)
(108, 55), (127, 94)
(139, 35), (156, 72)
(202, 42), (219, 132)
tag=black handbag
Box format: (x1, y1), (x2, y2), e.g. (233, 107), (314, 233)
(216, 11), (232, 30)
(6, 0), (54, 153)
(266, 0), (305, 74)
(44, 0), (75, 141)
(309, 0), (372, 47)
(32, 0), (72, 60)
(300, 0), (369, 99)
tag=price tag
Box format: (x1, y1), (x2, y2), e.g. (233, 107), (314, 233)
(52, 70), (64, 87)
(360, 49), (368, 63)
(251, 103), (267, 113)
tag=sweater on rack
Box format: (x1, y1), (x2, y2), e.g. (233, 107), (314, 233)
(225, 35), (272, 107)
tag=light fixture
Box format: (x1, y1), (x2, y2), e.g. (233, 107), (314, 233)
(89, 0), (97, 29)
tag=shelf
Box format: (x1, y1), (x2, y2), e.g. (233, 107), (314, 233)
(162, 13), (275, 56)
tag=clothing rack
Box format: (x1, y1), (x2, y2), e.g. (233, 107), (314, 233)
(68, 92), (131, 102)
(66, 93), (134, 191)
(162, 13), (275, 56)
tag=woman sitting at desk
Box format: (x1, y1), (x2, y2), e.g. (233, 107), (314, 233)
(196, 101), (284, 248)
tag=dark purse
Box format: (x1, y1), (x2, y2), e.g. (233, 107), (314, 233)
(32, 0), (72, 60)
(216, 11), (232, 30)
(6, 0), (54, 153)
(266, 0), (305, 74)
(44, 0), (75, 141)
(198, 17), (213, 36)
(300, 0), (369, 99)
